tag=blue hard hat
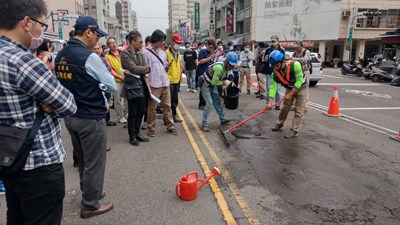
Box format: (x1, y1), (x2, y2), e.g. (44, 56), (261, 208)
(269, 50), (284, 66)
(226, 52), (238, 66)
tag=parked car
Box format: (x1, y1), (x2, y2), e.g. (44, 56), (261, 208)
(285, 51), (323, 86)
(310, 52), (322, 62)
(309, 56), (323, 86)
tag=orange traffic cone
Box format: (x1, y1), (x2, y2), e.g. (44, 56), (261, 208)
(249, 74), (253, 87)
(390, 131), (400, 143)
(325, 86), (340, 117)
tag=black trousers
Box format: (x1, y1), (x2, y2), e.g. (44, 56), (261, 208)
(127, 98), (146, 140)
(233, 71), (239, 87)
(4, 163), (65, 225)
(170, 84), (179, 117)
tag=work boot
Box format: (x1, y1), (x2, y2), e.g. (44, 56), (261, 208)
(221, 119), (232, 125)
(201, 126), (210, 132)
(272, 124), (283, 131)
(284, 130), (298, 139)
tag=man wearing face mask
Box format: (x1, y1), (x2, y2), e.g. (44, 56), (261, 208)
(166, 34), (183, 123)
(0, 0), (77, 224)
(240, 42), (253, 94)
(183, 42), (198, 92)
(216, 40), (224, 60)
(55, 16), (117, 218)
(264, 35), (285, 110)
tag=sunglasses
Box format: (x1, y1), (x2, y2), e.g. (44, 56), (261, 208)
(29, 17), (48, 32)
(89, 29), (101, 38)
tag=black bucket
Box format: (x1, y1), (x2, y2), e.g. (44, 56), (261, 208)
(224, 86), (240, 110)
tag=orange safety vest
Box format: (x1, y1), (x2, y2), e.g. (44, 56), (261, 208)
(274, 60), (294, 86)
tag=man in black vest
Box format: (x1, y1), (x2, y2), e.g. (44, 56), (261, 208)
(55, 16), (117, 218)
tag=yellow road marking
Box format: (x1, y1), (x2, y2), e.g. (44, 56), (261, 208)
(179, 100), (261, 225)
(176, 108), (237, 225)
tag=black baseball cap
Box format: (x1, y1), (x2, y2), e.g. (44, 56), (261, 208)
(74, 16), (108, 37)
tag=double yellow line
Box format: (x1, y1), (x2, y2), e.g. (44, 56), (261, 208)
(177, 99), (261, 225)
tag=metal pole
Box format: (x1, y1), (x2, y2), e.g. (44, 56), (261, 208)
(51, 11), (55, 32)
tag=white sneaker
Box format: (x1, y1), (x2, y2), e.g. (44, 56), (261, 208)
(186, 89), (191, 92)
(192, 89), (197, 93)
(119, 117), (127, 124)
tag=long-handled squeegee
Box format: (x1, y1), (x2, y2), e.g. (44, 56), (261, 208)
(219, 100), (284, 148)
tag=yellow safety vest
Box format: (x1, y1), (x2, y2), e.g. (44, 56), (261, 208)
(166, 48), (181, 84)
(105, 52), (124, 83)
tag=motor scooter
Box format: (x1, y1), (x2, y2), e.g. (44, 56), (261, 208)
(370, 62), (400, 82)
(341, 60), (363, 77)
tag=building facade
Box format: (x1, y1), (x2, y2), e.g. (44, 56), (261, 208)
(132, 10), (138, 31)
(115, 0), (133, 39)
(198, 0), (400, 62)
(168, 0), (188, 33)
(45, 0), (85, 40)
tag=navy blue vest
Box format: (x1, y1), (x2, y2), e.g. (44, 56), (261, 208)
(55, 39), (107, 119)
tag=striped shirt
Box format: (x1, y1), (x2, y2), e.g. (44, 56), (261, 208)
(0, 35), (77, 170)
(143, 45), (170, 88)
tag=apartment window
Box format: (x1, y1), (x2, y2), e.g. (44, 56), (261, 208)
(236, 21), (244, 34)
(237, 0), (250, 12)
(356, 8), (400, 28)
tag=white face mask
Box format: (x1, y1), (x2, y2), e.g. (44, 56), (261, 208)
(245, 48), (250, 52)
(28, 26), (44, 49)
(230, 46), (234, 50)
(174, 44), (180, 51)
(218, 46), (223, 50)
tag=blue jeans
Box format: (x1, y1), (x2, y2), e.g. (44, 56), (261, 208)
(186, 69), (196, 90)
(201, 84), (227, 127)
(266, 74), (281, 105)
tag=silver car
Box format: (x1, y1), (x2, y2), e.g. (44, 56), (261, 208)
(286, 51), (323, 86)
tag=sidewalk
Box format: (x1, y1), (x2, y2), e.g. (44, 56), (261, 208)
(0, 101), (228, 225)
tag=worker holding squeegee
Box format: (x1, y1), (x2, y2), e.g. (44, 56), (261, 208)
(267, 50), (308, 139)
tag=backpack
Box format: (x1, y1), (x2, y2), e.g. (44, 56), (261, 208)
(295, 49), (312, 74)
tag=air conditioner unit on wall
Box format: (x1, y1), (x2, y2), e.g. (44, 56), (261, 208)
(342, 11), (351, 18)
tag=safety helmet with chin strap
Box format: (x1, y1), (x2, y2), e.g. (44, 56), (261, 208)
(269, 50), (285, 66)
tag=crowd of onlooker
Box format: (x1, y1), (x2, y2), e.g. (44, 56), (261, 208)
(0, 0), (313, 224)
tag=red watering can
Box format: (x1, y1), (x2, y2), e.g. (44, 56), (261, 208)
(175, 167), (221, 201)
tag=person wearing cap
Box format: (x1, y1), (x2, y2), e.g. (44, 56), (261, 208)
(183, 42), (198, 93)
(266, 50), (308, 139)
(0, 0), (77, 224)
(199, 52), (237, 132)
(55, 16), (117, 218)
(291, 41), (311, 109)
(166, 33), (183, 123)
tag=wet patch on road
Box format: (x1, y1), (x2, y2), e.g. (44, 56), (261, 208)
(222, 118), (400, 224)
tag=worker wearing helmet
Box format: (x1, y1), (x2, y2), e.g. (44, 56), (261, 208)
(199, 52), (238, 132)
(267, 50), (308, 138)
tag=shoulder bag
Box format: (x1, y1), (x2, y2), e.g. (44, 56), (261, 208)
(124, 75), (145, 100)
(0, 109), (44, 179)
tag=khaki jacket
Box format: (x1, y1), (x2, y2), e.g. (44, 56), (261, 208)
(120, 47), (151, 98)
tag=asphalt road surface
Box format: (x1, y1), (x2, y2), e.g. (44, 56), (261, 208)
(1, 68), (399, 225)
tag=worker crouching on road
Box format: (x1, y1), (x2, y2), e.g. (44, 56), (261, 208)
(199, 52), (239, 132)
(267, 50), (308, 138)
